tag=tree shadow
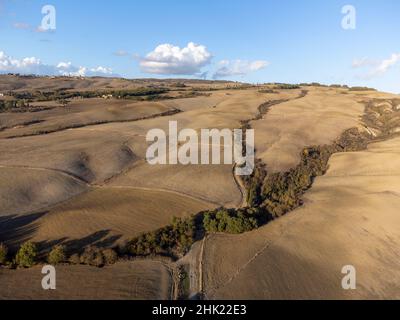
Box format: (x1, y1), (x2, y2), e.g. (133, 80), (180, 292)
(0, 211), (47, 250)
(36, 230), (122, 257)
(0, 212), (122, 255)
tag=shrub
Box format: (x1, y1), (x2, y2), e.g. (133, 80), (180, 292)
(174, 82), (187, 88)
(127, 216), (196, 258)
(244, 161), (266, 207)
(203, 208), (259, 234)
(91, 254), (104, 267)
(177, 265), (190, 299)
(0, 243), (8, 265)
(80, 246), (104, 267)
(310, 82), (324, 87)
(15, 242), (38, 268)
(274, 83), (300, 90)
(349, 86), (376, 91)
(69, 253), (81, 265)
(102, 248), (118, 265)
(171, 217), (195, 250)
(47, 245), (66, 265)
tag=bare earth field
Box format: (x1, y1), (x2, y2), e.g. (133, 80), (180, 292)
(0, 167), (87, 217)
(1, 76), (399, 300)
(0, 98), (174, 138)
(28, 187), (215, 248)
(252, 87), (365, 172)
(0, 260), (173, 300)
(0, 130), (138, 184)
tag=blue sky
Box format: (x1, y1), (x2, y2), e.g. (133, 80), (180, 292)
(0, 0), (399, 92)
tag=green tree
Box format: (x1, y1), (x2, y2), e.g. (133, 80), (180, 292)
(15, 242), (38, 268)
(47, 245), (66, 265)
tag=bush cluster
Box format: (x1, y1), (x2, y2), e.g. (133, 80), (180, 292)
(203, 208), (259, 234)
(260, 128), (369, 218)
(80, 246), (105, 267)
(102, 248), (118, 265)
(68, 247), (117, 267)
(0, 100), (29, 112)
(8, 87), (170, 103)
(349, 86), (376, 91)
(299, 82), (327, 87)
(273, 84), (300, 90)
(68, 253), (81, 265)
(1, 240), (120, 269)
(127, 217), (195, 258)
(243, 161), (266, 207)
(261, 146), (331, 217)
(329, 84), (349, 89)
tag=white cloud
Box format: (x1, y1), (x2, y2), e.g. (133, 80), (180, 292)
(352, 57), (376, 68)
(353, 53), (400, 79)
(213, 59), (269, 79)
(90, 66), (113, 74)
(0, 51), (117, 77)
(56, 62), (85, 77)
(0, 51), (52, 75)
(13, 22), (30, 30)
(35, 26), (54, 33)
(114, 50), (129, 57)
(56, 63), (114, 77)
(57, 61), (73, 69)
(140, 42), (212, 75)
(12, 22), (50, 33)
(373, 53), (400, 75)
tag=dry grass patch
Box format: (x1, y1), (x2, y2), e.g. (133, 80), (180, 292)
(0, 260), (172, 300)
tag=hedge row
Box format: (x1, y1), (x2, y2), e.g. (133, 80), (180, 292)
(0, 242), (118, 269)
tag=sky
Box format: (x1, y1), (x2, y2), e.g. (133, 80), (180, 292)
(0, 0), (399, 93)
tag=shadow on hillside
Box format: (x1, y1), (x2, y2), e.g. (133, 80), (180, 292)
(0, 212), (122, 255)
(37, 230), (122, 255)
(0, 211), (47, 250)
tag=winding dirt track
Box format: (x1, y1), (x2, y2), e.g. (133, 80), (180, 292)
(232, 165), (248, 208)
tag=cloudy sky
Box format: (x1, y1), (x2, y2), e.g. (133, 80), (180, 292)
(0, 0), (399, 92)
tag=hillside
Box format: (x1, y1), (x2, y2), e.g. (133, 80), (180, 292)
(0, 75), (399, 300)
